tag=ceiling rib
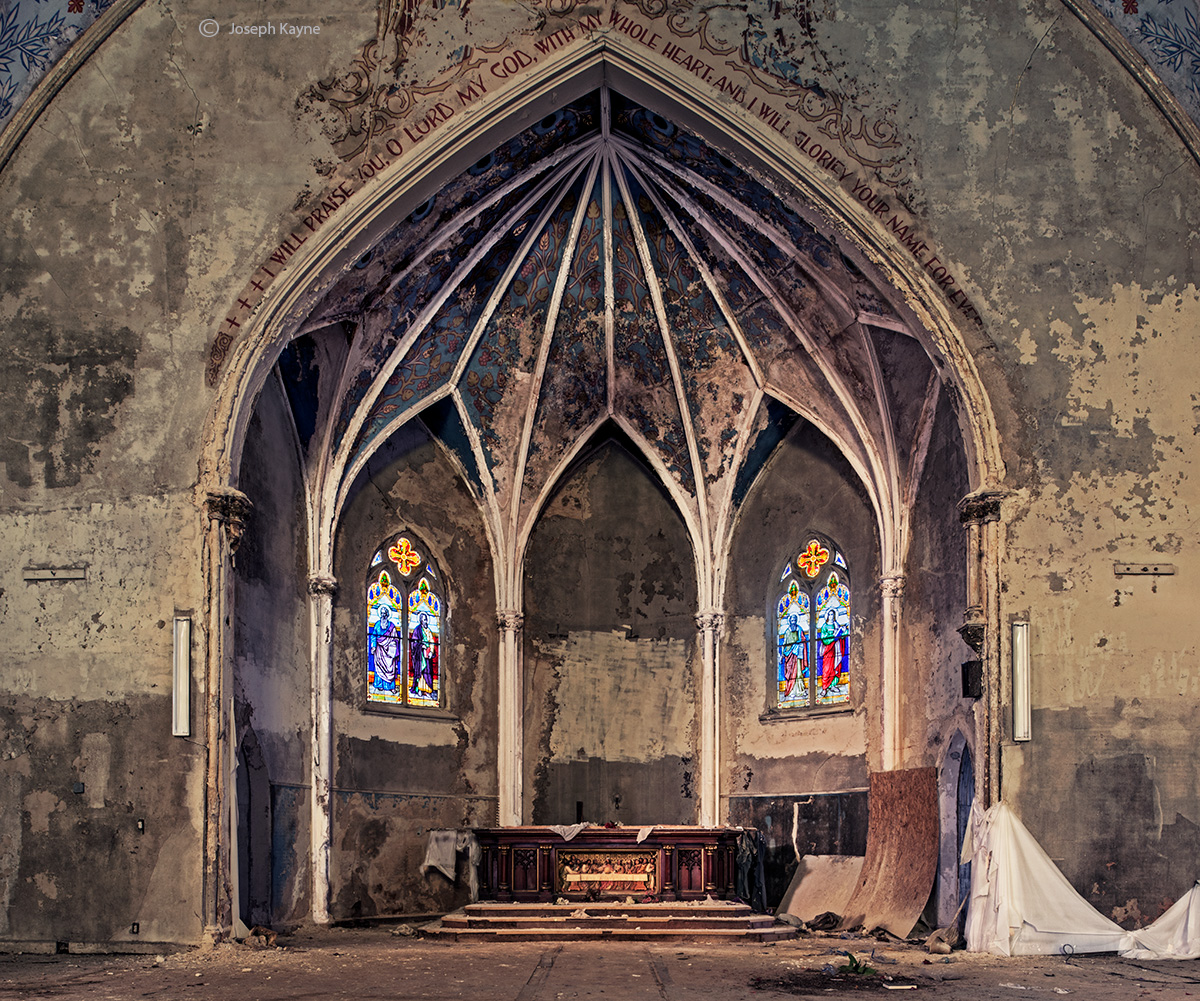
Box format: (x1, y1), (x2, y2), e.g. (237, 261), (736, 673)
(610, 151), (712, 556)
(622, 148), (766, 388)
(510, 155), (604, 543)
(333, 144), (598, 468)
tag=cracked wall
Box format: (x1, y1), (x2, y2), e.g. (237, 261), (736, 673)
(523, 439), (700, 826)
(329, 422), (497, 920)
(2, 0), (1200, 943)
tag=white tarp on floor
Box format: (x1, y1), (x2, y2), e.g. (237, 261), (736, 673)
(1120, 881), (1200, 960)
(963, 802), (1200, 959)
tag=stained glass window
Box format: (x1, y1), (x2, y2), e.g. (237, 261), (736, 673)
(366, 533), (447, 710)
(772, 534), (851, 711)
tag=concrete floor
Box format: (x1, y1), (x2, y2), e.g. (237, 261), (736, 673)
(3, 926), (1199, 1000)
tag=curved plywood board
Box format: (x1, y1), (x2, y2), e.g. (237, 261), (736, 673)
(778, 854), (866, 924)
(839, 767), (939, 938)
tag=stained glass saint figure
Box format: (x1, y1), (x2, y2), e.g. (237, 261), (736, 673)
(777, 581), (810, 708)
(366, 534), (448, 710)
(367, 571), (404, 704)
(815, 572), (850, 706)
(407, 578), (441, 707)
(773, 535), (851, 712)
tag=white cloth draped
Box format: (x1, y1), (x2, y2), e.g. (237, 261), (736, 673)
(964, 802), (1200, 959)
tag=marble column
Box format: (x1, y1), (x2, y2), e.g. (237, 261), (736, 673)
(695, 610), (723, 827)
(497, 610), (524, 826)
(879, 572), (906, 771)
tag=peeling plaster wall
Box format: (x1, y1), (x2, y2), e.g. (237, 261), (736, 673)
(901, 392), (975, 926)
(1002, 293), (1200, 926)
(818, 2), (1200, 923)
(900, 391), (972, 771)
(722, 420), (876, 904)
(0, 1), (367, 945)
(523, 440), (700, 826)
(330, 423), (497, 919)
(1, 0), (1200, 945)
(0, 696), (203, 944)
(233, 377), (312, 927)
(0, 495), (207, 944)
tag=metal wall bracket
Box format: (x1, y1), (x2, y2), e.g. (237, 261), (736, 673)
(1114, 563), (1176, 576)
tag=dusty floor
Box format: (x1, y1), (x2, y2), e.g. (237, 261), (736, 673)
(2, 926), (1199, 1000)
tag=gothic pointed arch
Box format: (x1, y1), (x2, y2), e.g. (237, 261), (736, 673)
(200, 55), (1007, 929)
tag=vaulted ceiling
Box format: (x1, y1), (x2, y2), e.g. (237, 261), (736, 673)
(274, 88), (953, 568)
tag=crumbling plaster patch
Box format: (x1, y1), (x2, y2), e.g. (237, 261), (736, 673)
(1, 695), (204, 943)
(544, 630), (694, 763)
(75, 732), (111, 809)
(21, 790), (61, 837)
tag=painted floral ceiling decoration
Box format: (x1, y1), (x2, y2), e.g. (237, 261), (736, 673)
(277, 89), (952, 569)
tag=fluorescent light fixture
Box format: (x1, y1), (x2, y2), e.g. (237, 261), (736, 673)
(172, 616), (191, 737)
(1012, 621), (1031, 742)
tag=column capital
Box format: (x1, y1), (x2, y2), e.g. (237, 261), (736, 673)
(879, 573), (906, 599)
(204, 487), (253, 553)
(204, 486), (252, 523)
(308, 574), (338, 597)
(958, 488), (1007, 526)
(497, 610), (524, 632)
(695, 610), (724, 633)
(958, 607), (986, 654)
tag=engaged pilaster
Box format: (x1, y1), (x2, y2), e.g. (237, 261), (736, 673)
(307, 573), (337, 925)
(200, 487), (252, 941)
(958, 488), (1006, 806)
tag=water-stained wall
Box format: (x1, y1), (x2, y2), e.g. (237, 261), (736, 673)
(721, 419), (877, 904)
(523, 437), (700, 826)
(233, 377), (313, 928)
(4, 0), (1200, 947)
(1000, 285), (1200, 926)
(329, 421), (497, 919)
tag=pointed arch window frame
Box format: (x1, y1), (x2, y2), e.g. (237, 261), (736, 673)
(765, 531), (853, 719)
(364, 531), (455, 718)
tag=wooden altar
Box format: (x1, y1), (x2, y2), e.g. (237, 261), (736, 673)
(474, 826), (741, 902)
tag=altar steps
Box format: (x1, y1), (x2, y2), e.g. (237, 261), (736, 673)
(423, 901), (797, 943)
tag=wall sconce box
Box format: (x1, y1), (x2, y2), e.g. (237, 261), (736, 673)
(1012, 621), (1031, 742)
(172, 616), (191, 737)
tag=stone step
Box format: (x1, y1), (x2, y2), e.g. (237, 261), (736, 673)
(423, 902), (797, 943)
(422, 924), (797, 943)
(441, 913), (778, 930)
(461, 902), (755, 918)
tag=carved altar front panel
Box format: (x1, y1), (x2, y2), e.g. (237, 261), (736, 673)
(556, 850), (657, 895)
(474, 826), (738, 903)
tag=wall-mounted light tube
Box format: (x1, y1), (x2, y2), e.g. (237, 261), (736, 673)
(1012, 621), (1031, 742)
(172, 616), (191, 737)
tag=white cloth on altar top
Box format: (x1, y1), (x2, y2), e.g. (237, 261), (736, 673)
(548, 823), (589, 841)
